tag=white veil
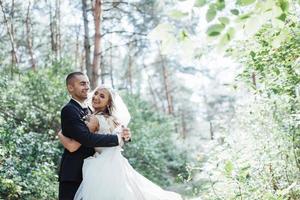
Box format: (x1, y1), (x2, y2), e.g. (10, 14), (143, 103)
(87, 86), (131, 127)
(111, 92), (131, 126)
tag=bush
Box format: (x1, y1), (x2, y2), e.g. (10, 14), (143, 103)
(194, 20), (300, 200)
(0, 61), (71, 199)
(122, 95), (189, 186)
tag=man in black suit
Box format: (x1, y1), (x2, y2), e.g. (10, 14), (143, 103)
(58, 72), (131, 200)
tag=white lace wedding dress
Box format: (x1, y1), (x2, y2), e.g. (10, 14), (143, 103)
(74, 115), (182, 200)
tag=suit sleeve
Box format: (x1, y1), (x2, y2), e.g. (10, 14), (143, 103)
(61, 105), (119, 148)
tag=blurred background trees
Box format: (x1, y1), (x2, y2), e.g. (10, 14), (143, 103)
(0, 0), (299, 199)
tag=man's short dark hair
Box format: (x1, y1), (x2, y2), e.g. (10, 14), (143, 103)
(66, 72), (84, 85)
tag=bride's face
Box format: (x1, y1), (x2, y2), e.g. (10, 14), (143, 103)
(92, 88), (111, 111)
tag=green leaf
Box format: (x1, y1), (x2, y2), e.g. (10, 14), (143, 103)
(220, 34), (230, 47)
(168, 10), (189, 20)
(215, 0), (225, 10)
(277, 13), (287, 21)
(194, 0), (206, 7)
(250, 51), (255, 58)
(230, 9), (239, 15)
(206, 5), (217, 22)
(228, 27), (235, 37)
(236, 0), (256, 6)
(219, 27), (235, 46)
(277, 0), (289, 12)
(219, 17), (230, 25)
(224, 160), (234, 176)
(239, 12), (252, 20)
(273, 67), (280, 75)
(271, 29), (290, 48)
(179, 30), (189, 41)
(237, 166), (250, 183)
(206, 24), (225, 36)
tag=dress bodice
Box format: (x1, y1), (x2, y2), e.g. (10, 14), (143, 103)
(94, 114), (119, 153)
(97, 115), (114, 133)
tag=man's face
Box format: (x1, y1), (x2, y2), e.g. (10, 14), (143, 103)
(67, 75), (90, 101)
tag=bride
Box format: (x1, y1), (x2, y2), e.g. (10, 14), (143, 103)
(58, 86), (182, 200)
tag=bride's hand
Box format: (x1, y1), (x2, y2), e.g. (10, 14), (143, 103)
(121, 126), (131, 142)
(85, 115), (99, 133)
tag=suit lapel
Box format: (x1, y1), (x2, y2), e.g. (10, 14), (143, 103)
(69, 99), (86, 117)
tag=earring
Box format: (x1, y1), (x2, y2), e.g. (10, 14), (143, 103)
(107, 105), (111, 115)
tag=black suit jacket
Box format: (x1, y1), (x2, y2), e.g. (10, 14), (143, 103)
(58, 99), (119, 182)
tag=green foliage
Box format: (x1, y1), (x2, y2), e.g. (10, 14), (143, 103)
(164, 0), (297, 48)
(194, 0), (206, 7)
(0, 61), (71, 199)
(230, 9), (239, 15)
(197, 96), (300, 200)
(194, 14), (300, 200)
(122, 95), (189, 186)
(218, 17), (230, 25)
(206, 24), (225, 36)
(168, 10), (189, 20)
(277, 0), (289, 12)
(238, 23), (300, 98)
(206, 5), (217, 22)
(236, 0), (256, 6)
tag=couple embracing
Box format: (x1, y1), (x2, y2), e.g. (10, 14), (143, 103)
(58, 72), (182, 200)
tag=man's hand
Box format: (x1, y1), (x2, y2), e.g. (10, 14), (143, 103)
(120, 126), (131, 142)
(57, 130), (63, 139)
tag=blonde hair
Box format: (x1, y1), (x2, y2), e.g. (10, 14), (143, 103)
(93, 86), (116, 115)
(88, 86), (120, 128)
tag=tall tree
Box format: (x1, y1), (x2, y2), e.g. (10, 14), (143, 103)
(49, 0), (60, 59)
(91, 0), (102, 89)
(55, 0), (61, 59)
(82, 0), (91, 79)
(0, 0), (18, 70)
(25, 1), (35, 70)
(127, 44), (133, 94)
(159, 48), (174, 115)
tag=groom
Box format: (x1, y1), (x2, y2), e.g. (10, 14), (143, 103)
(58, 72), (131, 200)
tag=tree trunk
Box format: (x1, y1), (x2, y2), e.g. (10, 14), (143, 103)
(142, 62), (162, 111)
(181, 110), (187, 139)
(55, 0), (61, 59)
(210, 121), (214, 140)
(109, 41), (114, 88)
(159, 49), (174, 115)
(82, 0), (92, 79)
(0, 0), (18, 70)
(49, 0), (60, 60)
(25, 1), (36, 70)
(49, 3), (56, 57)
(128, 53), (133, 94)
(80, 50), (85, 72)
(252, 72), (257, 89)
(91, 0), (102, 89)
(75, 27), (80, 69)
(100, 56), (105, 84)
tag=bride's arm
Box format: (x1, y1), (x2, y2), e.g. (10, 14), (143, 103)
(58, 130), (81, 152)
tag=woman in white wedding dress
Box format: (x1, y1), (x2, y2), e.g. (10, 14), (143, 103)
(59, 86), (182, 200)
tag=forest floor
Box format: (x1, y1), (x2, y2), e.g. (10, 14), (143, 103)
(168, 137), (219, 200)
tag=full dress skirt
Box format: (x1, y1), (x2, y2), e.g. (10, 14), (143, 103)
(74, 115), (182, 200)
